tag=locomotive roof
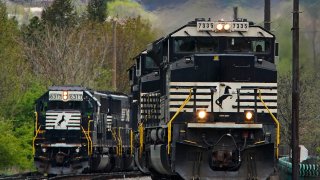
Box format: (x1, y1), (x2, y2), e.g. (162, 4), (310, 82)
(95, 90), (128, 97)
(142, 19), (275, 56)
(49, 85), (88, 91)
(167, 19), (275, 38)
(48, 86), (127, 97)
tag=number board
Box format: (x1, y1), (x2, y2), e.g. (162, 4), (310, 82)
(49, 91), (83, 101)
(231, 22), (249, 32)
(197, 21), (215, 31)
(197, 21), (249, 32)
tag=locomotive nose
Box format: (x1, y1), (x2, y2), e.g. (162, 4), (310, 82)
(212, 150), (233, 167)
(55, 151), (68, 164)
(210, 148), (241, 171)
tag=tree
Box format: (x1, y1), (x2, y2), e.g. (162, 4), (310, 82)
(21, 16), (44, 45)
(301, 1), (320, 70)
(41, 0), (77, 28)
(1, 0), (159, 173)
(274, 15), (320, 155)
(87, 0), (112, 22)
(0, 1), (27, 117)
(0, 120), (24, 171)
(0, 2), (36, 172)
(107, 0), (155, 20)
(113, 17), (158, 92)
(22, 22), (113, 88)
(22, 15), (158, 92)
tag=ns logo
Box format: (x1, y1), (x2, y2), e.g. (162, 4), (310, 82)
(215, 86), (233, 109)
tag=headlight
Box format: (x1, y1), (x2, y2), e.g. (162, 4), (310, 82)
(245, 111), (254, 122)
(63, 91), (68, 101)
(75, 147), (80, 153)
(224, 24), (231, 30)
(42, 148), (47, 153)
(216, 23), (223, 31)
(198, 110), (207, 119)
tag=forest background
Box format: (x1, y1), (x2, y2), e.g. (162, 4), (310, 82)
(0, 0), (319, 173)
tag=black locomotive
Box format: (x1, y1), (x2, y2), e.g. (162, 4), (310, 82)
(129, 18), (280, 179)
(33, 86), (134, 174)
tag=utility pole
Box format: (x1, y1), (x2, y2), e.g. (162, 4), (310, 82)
(112, 19), (117, 91)
(264, 0), (271, 31)
(233, 7), (238, 21)
(292, 0), (300, 179)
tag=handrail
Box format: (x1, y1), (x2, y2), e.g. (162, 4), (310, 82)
(130, 129), (133, 156)
(258, 89), (280, 159)
(32, 125), (42, 156)
(118, 127), (123, 156)
(87, 120), (93, 155)
(81, 126), (92, 155)
(88, 120), (93, 135)
(167, 88), (193, 154)
(111, 128), (119, 156)
(139, 123), (144, 158)
(34, 112), (38, 131)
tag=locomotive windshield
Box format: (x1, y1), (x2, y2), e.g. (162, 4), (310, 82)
(174, 37), (218, 53)
(145, 56), (158, 69)
(226, 37), (271, 53)
(47, 101), (82, 110)
(174, 37), (271, 54)
(47, 98), (94, 113)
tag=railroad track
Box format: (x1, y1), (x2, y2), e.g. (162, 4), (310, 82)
(0, 171), (44, 180)
(50, 171), (146, 180)
(0, 171), (147, 180)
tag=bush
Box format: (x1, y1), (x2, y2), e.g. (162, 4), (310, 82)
(0, 119), (34, 173)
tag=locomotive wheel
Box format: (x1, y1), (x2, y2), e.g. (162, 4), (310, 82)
(89, 155), (114, 172)
(134, 148), (149, 174)
(123, 154), (135, 170)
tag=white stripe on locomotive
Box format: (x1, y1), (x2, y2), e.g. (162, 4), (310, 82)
(168, 82), (277, 114)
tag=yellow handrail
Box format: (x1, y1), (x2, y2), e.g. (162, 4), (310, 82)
(130, 129), (133, 156)
(87, 120), (93, 133)
(139, 123), (144, 158)
(87, 120), (93, 155)
(32, 125), (42, 156)
(111, 128), (119, 156)
(118, 127), (123, 156)
(81, 126), (92, 155)
(258, 89), (280, 159)
(167, 88), (193, 154)
(35, 112), (38, 131)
